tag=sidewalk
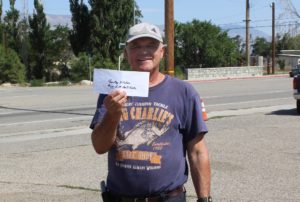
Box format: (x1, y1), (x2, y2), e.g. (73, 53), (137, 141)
(187, 73), (289, 83)
(0, 145), (104, 202)
(1, 111), (300, 201)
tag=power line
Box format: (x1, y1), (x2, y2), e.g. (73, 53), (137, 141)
(218, 16), (300, 27)
(221, 22), (300, 31)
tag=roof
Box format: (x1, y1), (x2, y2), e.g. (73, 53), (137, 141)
(280, 50), (300, 55)
(277, 54), (300, 57)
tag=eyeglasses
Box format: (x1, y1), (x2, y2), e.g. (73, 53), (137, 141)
(127, 44), (161, 52)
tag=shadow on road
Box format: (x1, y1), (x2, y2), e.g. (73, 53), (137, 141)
(266, 108), (299, 116)
(0, 106), (94, 116)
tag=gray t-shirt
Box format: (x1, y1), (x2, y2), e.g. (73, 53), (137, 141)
(90, 75), (208, 196)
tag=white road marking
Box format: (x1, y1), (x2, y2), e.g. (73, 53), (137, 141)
(207, 104), (295, 117)
(0, 127), (91, 143)
(0, 105), (95, 115)
(0, 116), (92, 127)
(204, 90), (291, 99)
(206, 97), (292, 107)
(0, 104), (296, 143)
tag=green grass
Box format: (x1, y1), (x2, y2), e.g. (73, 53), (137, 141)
(30, 79), (45, 87)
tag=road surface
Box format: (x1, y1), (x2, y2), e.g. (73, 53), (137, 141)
(0, 76), (299, 201)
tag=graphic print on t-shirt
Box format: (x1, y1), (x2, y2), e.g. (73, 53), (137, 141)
(117, 121), (168, 150)
(114, 101), (174, 169)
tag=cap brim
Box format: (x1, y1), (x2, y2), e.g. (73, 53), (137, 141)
(126, 34), (163, 43)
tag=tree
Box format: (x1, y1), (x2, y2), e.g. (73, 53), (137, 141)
(3, 0), (21, 53)
(0, 45), (25, 84)
(276, 33), (291, 52)
(0, 0), (2, 23)
(0, 0), (3, 44)
(288, 35), (300, 49)
(18, 18), (30, 80)
(88, 0), (142, 63)
(48, 25), (73, 80)
(175, 20), (240, 69)
(28, 0), (50, 80)
(276, 33), (300, 51)
(69, 52), (90, 82)
(69, 0), (91, 56)
(252, 37), (271, 57)
(232, 35), (246, 66)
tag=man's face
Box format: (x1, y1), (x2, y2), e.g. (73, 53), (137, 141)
(125, 37), (165, 72)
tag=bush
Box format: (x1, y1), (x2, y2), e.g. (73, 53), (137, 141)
(60, 80), (71, 86)
(0, 46), (26, 84)
(277, 59), (285, 71)
(69, 53), (120, 83)
(69, 53), (91, 82)
(174, 66), (186, 80)
(93, 56), (118, 70)
(30, 79), (45, 87)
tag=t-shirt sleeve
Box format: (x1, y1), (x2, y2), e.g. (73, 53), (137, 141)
(89, 94), (107, 129)
(182, 92), (208, 144)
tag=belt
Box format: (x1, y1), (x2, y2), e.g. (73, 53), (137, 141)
(111, 186), (185, 202)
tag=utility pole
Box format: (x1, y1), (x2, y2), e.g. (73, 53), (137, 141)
(0, 0), (2, 22)
(21, 0), (29, 75)
(3, 30), (7, 54)
(272, 2), (276, 74)
(23, 0), (28, 20)
(133, 0), (135, 25)
(165, 0), (174, 76)
(245, 0), (250, 66)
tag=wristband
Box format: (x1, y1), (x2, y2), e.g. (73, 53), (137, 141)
(197, 196), (212, 202)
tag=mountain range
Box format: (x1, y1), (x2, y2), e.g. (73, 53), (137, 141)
(6, 14), (270, 40)
(46, 14), (72, 28)
(221, 24), (271, 41)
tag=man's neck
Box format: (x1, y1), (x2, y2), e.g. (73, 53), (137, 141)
(149, 71), (165, 87)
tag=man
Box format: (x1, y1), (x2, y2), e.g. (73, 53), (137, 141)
(90, 22), (212, 202)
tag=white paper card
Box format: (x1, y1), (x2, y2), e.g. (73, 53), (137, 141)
(93, 68), (149, 97)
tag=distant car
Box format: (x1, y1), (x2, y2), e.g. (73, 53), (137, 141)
(289, 64), (300, 77)
(293, 74), (300, 114)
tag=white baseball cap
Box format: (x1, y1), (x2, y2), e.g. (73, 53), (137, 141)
(126, 22), (163, 43)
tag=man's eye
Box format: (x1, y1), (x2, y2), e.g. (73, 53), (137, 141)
(129, 44), (158, 50)
(130, 45), (139, 50)
(147, 45), (157, 49)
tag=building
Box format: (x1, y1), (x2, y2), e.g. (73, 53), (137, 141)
(277, 50), (300, 68)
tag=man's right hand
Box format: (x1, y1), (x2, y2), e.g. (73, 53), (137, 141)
(103, 90), (127, 116)
(91, 90), (127, 154)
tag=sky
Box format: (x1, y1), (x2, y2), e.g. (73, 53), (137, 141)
(2, 0), (300, 35)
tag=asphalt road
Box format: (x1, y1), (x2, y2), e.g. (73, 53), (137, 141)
(0, 75), (299, 202)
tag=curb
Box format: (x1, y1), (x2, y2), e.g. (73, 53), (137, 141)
(186, 74), (289, 83)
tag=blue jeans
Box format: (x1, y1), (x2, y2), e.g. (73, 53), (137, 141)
(102, 191), (186, 202)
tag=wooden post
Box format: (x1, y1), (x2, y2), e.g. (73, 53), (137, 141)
(245, 0), (250, 66)
(165, 0), (174, 76)
(272, 2), (276, 74)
